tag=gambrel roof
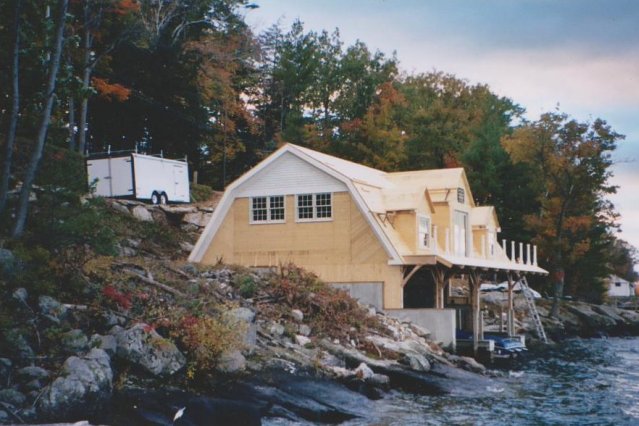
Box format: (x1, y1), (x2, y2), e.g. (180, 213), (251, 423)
(189, 144), (547, 274)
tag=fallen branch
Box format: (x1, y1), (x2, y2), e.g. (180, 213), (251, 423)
(124, 268), (186, 297)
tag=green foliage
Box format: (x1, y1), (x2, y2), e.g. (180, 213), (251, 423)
(234, 274), (258, 298)
(190, 183), (214, 202)
(171, 314), (243, 375)
(262, 264), (385, 340)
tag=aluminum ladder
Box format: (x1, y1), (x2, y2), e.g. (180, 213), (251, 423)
(519, 276), (549, 343)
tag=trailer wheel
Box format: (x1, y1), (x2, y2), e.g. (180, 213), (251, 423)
(151, 192), (160, 205)
(159, 193), (168, 205)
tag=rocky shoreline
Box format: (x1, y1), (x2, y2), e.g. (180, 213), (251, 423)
(2, 263), (639, 425)
(2, 198), (639, 425)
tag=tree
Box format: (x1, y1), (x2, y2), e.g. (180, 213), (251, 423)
(502, 112), (622, 315)
(13, 0), (69, 237)
(0, 0), (22, 215)
(336, 82), (407, 170)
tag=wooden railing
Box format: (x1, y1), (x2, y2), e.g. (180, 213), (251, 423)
(428, 225), (538, 266)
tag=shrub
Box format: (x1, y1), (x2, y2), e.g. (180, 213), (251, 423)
(171, 314), (242, 374)
(236, 274), (258, 298)
(190, 183), (214, 203)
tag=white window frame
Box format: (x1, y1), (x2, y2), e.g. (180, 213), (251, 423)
(249, 195), (286, 224)
(295, 192), (333, 222)
(417, 214), (431, 249)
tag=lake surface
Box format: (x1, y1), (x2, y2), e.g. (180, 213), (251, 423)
(270, 337), (639, 425)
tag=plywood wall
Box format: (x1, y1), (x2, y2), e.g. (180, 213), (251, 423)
(201, 192), (404, 308)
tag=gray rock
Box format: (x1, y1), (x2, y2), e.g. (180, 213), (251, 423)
(298, 324), (311, 337)
(369, 373), (391, 386)
(0, 410), (8, 423)
(354, 362), (374, 380)
(61, 329), (89, 354)
(183, 212), (209, 227)
(269, 323), (285, 336)
(37, 349), (112, 421)
(403, 353), (431, 372)
(223, 308), (257, 351)
(103, 311), (127, 328)
(291, 309), (304, 322)
(23, 379), (42, 392)
(0, 388), (26, 406)
(216, 350), (246, 374)
(117, 244), (137, 257)
(12, 287), (28, 304)
(456, 356), (486, 374)
(409, 324), (432, 339)
(90, 334), (117, 357)
(160, 205), (197, 214)
(38, 295), (68, 324)
(131, 205), (153, 222)
(109, 201), (131, 215)
(180, 241), (195, 252)
(113, 323), (185, 376)
(16, 366), (49, 382)
(295, 335), (311, 346)
(0, 248), (16, 278)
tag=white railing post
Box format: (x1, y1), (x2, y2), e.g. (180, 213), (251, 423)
(503, 239), (507, 260)
(533, 245), (538, 266)
(519, 242), (523, 264)
(526, 244), (531, 265)
(511, 241), (515, 263)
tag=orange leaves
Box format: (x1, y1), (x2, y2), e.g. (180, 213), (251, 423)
(91, 77), (131, 102)
(112, 0), (141, 15)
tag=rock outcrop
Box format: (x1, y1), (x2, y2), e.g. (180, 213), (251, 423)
(111, 323), (186, 377)
(38, 349), (113, 421)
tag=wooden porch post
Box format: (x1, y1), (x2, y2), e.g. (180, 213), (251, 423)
(431, 267), (447, 309)
(469, 269), (481, 355)
(507, 272), (515, 336)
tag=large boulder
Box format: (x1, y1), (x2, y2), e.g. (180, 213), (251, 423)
(112, 323), (186, 377)
(38, 295), (68, 324)
(37, 349), (112, 421)
(216, 350), (246, 374)
(131, 205), (153, 222)
(60, 329), (89, 354)
(222, 307), (257, 351)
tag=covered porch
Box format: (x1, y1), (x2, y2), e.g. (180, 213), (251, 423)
(394, 238), (547, 357)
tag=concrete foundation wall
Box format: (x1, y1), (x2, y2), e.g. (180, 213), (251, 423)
(331, 282), (383, 310)
(384, 308), (457, 349)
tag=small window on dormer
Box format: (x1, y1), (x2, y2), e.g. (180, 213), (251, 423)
(457, 188), (465, 203)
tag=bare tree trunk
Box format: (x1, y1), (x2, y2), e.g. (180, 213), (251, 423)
(12, 0), (68, 238)
(0, 0), (22, 215)
(68, 97), (76, 150)
(77, 1), (93, 156)
(549, 265), (565, 318)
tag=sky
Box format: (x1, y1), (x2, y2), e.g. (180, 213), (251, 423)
(244, 0), (639, 259)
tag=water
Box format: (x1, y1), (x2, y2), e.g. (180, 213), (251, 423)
(273, 337), (639, 425)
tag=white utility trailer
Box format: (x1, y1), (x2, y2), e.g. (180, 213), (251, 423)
(86, 152), (190, 204)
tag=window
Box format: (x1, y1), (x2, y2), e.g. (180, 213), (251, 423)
(453, 210), (469, 257)
(418, 215), (431, 249)
(457, 188), (465, 203)
(250, 195), (285, 223)
(615, 282), (622, 287)
(296, 193), (333, 221)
